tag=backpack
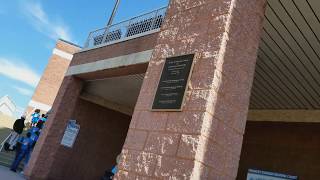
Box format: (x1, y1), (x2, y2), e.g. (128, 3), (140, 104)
(3, 142), (10, 151)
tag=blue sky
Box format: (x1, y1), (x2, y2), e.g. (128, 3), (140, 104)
(0, 0), (169, 115)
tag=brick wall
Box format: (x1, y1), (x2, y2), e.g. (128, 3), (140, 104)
(47, 99), (131, 180)
(25, 0), (268, 178)
(56, 39), (81, 54)
(31, 55), (71, 105)
(26, 39), (80, 115)
(71, 33), (158, 66)
(237, 121), (320, 180)
(116, 0), (266, 179)
(25, 76), (84, 180)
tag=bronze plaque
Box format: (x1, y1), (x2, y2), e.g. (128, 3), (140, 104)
(152, 54), (195, 111)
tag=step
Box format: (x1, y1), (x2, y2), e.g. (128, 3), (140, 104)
(0, 160), (24, 171)
(0, 151), (24, 170)
(0, 152), (15, 161)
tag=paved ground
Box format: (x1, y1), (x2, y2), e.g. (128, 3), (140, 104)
(0, 165), (25, 180)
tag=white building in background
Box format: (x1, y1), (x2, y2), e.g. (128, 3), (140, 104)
(0, 95), (16, 117)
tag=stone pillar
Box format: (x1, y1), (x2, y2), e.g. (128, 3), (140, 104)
(116, 0), (266, 179)
(25, 76), (83, 180)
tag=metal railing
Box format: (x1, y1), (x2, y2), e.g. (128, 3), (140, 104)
(0, 133), (12, 152)
(84, 7), (167, 49)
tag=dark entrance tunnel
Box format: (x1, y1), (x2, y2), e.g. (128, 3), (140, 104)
(47, 74), (145, 179)
(48, 99), (131, 180)
(237, 121), (320, 180)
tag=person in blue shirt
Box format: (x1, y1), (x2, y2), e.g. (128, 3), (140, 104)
(28, 121), (42, 136)
(23, 121), (43, 166)
(40, 114), (48, 123)
(101, 154), (120, 180)
(31, 109), (41, 127)
(10, 132), (33, 172)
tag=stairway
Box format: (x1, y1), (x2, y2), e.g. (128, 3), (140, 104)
(0, 131), (27, 171)
(0, 150), (24, 171)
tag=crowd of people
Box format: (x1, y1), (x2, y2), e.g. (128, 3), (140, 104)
(2, 108), (121, 178)
(3, 109), (48, 173)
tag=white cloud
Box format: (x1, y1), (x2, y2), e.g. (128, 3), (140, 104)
(13, 86), (34, 96)
(22, 1), (73, 42)
(0, 58), (40, 87)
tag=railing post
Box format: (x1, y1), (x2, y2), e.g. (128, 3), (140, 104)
(101, 26), (111, 44)
(84, 32), (92, 48)
(150, 9), (159, 30)
(0, 133), (12, 152)
(83, 6), (168, 48)
(125, 18), (133, 37)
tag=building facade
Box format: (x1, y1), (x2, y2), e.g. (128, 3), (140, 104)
(25, 40), (80, 117)
(24, 0), (320, 179)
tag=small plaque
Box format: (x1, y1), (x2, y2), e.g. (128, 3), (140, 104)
(152, 54), (195, 111)
(61, 120), (80, 148)
(247, 169), (298, 180)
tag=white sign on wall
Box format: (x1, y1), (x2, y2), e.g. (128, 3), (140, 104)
(61, 120), (80, 148)
(247, 169), (298, 180)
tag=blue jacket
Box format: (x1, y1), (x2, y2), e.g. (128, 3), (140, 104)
(18, 137), (33, 151)
(28, 127), (40, 143)
(29, 127), (40, 134)
(40, 117), (47, 122)
(31, 113), (40, 123)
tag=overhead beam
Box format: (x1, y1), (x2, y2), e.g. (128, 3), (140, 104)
(66, 49), (153, 76)
(80, 92), (133, 116)
(248, 110), (320, 123)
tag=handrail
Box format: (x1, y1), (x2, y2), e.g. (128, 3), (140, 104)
(0, 133), (12, 152)
(84, 6), (167, 49)
(107, 6), (167, 27)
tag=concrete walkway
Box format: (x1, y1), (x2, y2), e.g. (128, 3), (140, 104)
(0, 165), (25, 180)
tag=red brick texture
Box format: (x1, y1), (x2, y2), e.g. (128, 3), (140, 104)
(238, 122), (320, 180)
(117, 0), (266, 179)
(24, 76), (83, 180)
(55, 39), (80, 54)
(26, 40), (80, 114)
(31, 55), (70, 106)
(71, 33), (158, 66)
(47, 99), (131, 180)
(25, 71), (132, 179)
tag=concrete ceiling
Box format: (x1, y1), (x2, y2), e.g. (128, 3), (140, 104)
(250, 0), (320, 109)
(82, 74), (145, 112)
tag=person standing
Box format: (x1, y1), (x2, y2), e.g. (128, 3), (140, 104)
(23, 122), (43, 170)
(39, 114), (48, 123)
(10, 132), (33, 172)
(31, 109), (40, 127)
(21, 121), (44, 174)
(6, 115), (26, 151)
